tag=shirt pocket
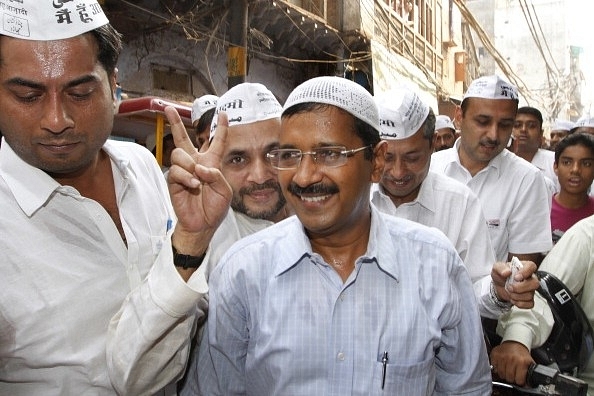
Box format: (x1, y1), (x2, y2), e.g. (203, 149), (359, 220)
(371, 356), (435, 395)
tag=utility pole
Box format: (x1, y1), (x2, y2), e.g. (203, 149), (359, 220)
(227, 0), (248, 88)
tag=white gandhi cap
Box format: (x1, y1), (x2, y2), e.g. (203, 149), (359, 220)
(210, 83), (282, 140)
(551, 119), (575, 132)
(463, 75), (519, 101)
(375, 87), (430, 140)
(435, 115), (455, 132)
(0, 0), (109, 41)
(575, 115), (594, 128)
(191, 95), (219, 124)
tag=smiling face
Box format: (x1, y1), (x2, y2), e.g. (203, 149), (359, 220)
(0, 34), (116, 178)
(456, 98), (517, 175)
(221, 117), (287, 222)
(380, 128), (432, 207)
(278, 106), (385, 238)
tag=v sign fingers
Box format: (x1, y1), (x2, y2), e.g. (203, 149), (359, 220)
(165, 106), (198, 155)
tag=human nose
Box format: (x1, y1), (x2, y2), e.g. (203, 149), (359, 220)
(40, 94), (74, 134)
(570, 162), (581, 174)
(485, 123), (499, 141)
(248, 156), (276, 183)
(387, 157), (407, 179)
(291, 152), (322, 186)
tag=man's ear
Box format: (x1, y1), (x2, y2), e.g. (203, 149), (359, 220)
(370, 140), (387, 183)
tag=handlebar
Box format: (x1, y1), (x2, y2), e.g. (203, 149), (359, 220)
(526, 363), (588, 396)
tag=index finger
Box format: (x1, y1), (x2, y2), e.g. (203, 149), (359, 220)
(164, 106), (197, 155)
(205, 111), (229, 159)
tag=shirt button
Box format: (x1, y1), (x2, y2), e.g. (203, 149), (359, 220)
(337, 352), (345, 361)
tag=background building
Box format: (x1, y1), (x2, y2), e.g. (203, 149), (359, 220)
(465, 0), (586, 125)
(100, 0), (588, 135)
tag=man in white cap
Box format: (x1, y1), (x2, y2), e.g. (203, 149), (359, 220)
(372, 87), (539, 319)
(548, 118), (575, 151)
(191, 94), (218, 149)
(178, 82), (291, 394)
(0, 1), (232, 394)
(433, 114), (457, 151)
(430, 75), (552, 264)
(195, 76), (492, 395)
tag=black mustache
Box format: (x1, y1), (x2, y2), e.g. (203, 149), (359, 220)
(239, 180), (281, 195)
(288, 183), (339, 196)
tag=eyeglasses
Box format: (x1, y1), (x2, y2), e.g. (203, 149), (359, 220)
(266, 145), (371, 170)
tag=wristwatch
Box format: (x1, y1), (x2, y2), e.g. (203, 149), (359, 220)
(172, 244), (206, 269)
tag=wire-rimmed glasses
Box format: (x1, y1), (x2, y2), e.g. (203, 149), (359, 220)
(266, 145), (371, 170)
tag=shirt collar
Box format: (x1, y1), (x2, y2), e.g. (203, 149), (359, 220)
(0, 139), (136, 217)
(448, 137), (503, 177)
(272, 206), (400, 281)
(374, 176), (435, 214)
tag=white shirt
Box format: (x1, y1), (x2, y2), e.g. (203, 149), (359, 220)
(371, 171), (503, 318)
(201, 208), (272, 280)
(430, 143), (552, 261)
(0, 139), (207, 395)
(531, 148), (559, 195)
(498, 214), (594, 388)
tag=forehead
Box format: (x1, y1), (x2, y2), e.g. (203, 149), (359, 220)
(515, 113), (539, 123)
(465, 97), (517, 118)
(280, 106), (358, 146)
(550, 129), (568, 135)
(0, 34), (99, 78)
(435, 128), (455, 135)
(559, 144), (594, 158)
(224, 118), (280, 152)
(385, 130), (429, 151)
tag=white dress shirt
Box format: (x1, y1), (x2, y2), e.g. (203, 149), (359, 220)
(430, 143), (552, 261)
(371, 171), (503, 318)
(0, 139), (207, 395)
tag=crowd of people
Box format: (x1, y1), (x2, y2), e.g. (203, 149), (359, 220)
(2, 0), (594, 395)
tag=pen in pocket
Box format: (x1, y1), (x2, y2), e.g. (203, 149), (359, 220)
(381, 351), (388, 389)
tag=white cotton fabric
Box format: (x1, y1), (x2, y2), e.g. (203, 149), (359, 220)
(0, 0), (109, 41)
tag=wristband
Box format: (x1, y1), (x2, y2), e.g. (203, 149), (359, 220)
(172, 244), (206, 269)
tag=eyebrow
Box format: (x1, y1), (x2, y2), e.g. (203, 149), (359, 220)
(278, 142), (343, 150)
(5, 74), (100, 90)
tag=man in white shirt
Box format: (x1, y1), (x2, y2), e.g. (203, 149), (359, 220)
(373, 86), (539, 318)
(0, 1), (232, 394)
(430, 75), (552, 264)
(197, 75), (492, 395)
(512, 106), (558, 194)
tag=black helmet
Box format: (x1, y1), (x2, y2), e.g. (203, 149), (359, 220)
(531, 271), (594, 375)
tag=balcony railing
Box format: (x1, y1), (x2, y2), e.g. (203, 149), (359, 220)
(373, 0), (443, 81)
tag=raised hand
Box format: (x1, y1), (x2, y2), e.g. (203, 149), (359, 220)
(165, 106), (231, 258)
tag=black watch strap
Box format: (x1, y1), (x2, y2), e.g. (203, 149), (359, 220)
(172, 244), (206, 269)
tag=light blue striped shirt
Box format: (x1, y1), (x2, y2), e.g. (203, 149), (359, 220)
(192, 206), (491, 395)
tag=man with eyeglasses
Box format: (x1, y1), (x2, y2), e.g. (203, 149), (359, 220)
(195, 76), (492, 394)
(371, 86), (539, 320)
